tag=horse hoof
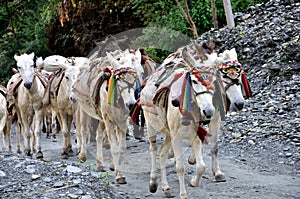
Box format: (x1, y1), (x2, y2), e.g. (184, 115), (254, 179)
(52, 138), (57, 142)
(46, 135), (51, 139)
(167, 151), (174, 159)
(149, 183), (158, 193)
(163, 188), (174, 198)
(25, 150), (32, 157)
(116, 176), (127, 184)
(188, 156), (196, 165)
(189, 176), (199, 187)
(36, 151), (43, 159)
(17, 149), (22, 154)
(96, 166), (106, 172)
(215, 173), (226, 182)
(62, 154), (69, 159)
(77, 154), (87, 162)
(109, 162), (115, 171)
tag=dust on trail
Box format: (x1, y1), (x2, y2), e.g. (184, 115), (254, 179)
(37, 131), (300, 199)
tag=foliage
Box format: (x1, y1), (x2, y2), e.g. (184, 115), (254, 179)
(0, 0), (58, 85)
(128, 0), (265, 61)
(0, 0), (265, 84)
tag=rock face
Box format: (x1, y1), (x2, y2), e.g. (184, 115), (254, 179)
(197, 0), (299, 172)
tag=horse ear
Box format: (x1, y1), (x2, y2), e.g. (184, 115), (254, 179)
(29, 52), (35, 60)
(36, 57), (44, 70)
(208, 41), (215, 51)
(216, 55), (224, 67)
(182, 47), (196, 69)
(135, 49), (142, 64)
(106, 52), (121, 69)
(14, 54), (20, 62)
(194, 41), (208, 61)
(12, 67), (19, 74)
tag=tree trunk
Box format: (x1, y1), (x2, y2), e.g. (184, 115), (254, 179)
(223, 0), (235, 28)
(175, 0), (198, 38)
(211, 0), (218, 29)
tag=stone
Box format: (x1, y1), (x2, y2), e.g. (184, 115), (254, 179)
(66, 165), (82, 173)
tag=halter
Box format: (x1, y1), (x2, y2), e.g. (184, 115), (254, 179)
(218, 60), (242, 91)
(191, 65), (216, 95)
(179, 66), (216, 115)
(107, 67), (137, 107)
(114, 67), (137, 92)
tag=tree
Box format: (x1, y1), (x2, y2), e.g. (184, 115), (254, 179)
(175, 0), (198, 38)
(223, 0), (235, 27)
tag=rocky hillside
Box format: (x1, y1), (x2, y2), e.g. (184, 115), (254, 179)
(197, 0), (300, 172)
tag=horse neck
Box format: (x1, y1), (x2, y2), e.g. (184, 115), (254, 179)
(29, 74), (45, 95)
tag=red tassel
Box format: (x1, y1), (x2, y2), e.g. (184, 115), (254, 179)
(241, 72), (251, 98)
(130, 99), (141, 124)
(197, 126), (208, 143)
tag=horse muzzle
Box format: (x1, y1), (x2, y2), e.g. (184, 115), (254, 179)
(24, 82), (32, 90)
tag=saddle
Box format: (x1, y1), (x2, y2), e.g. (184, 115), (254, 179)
(42, 69), (65, 106)
(0, 85), (7, 98)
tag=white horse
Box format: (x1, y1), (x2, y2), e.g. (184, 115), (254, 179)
(184, 43), (247, 183)
(99, 51), (142, 184)
(140, 46), (224, 198)
(8, 52), (47, 158)
(37, 55), (90, 158)
(72, 49), (143, 184)
(0, 85), (9, 151)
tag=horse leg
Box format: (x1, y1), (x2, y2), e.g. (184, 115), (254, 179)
(147, 124), (159, 193)
(171, 132), (187, 199)
(51, 111), (58, 142)
(105, 119), (126, 184)
(114, 125), (127, 184)
(33, 111), (43, 159)
(209, 113), (226, 182)
(189, 137), (205, 187)
(0, 116), (7, 151)
(20, 112), (31, 156)
(45, 110), (51, 139)
(66, 114), (73, 155)
(78, 108), (88, 162)
(3, 123), (12, 152)
(159, 134), (174, 198)
(15, 122), (22, 153)
(60, 112), (70, 159)
(96, 121), (106, 171)
(74, 107), (81, 155)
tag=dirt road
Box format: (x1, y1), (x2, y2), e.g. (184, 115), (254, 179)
(37, 130), (300, 199)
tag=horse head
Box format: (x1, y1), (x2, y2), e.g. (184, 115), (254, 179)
(62, 57), (89, 103)
(217, 48), (245, 111)
(106, 52), (138, 110)
(14, 52), (35, 90)
(180, 47), (216, 120)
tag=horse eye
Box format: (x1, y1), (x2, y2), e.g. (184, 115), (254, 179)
(192, 80), (198, 84)
(65, 76), (69, 80)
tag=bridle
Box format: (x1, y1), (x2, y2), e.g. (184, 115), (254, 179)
(218, 60), (242, 91)
(112, 67), (137, 101)
(191, 65), (216, 97)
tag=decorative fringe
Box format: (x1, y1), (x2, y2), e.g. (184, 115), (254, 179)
(135, 78), (142, 99)
(241, 71), (252, 98)
(129, 99), (141, 124)
(179, 72), (192, 114)
(197, 125), (208, 143)
(107, 75), (116, 106)
(213, 76), (226, 121)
